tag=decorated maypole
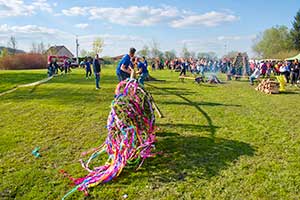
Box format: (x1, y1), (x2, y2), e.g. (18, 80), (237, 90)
(61, 72), (161, 199)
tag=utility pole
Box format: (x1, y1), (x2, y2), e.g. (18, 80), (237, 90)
(224, 42), (227, 56)
(76, 35), (79, 64)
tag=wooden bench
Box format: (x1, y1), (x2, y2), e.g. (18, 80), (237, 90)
(179, 76), (204, 84)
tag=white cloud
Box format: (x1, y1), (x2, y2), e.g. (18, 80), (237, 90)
(0, 0), (53, 17)
(89, 6), (179, 26)
(62, 5), (179, 26)
(217, 35), (256, 41)
(0, 24), (65, 35)
(61, 6), (239, 28)
(62, 6), (87, 16)
(31, 0), (52, 13)
(0, 24), (146, 56)
(178, 34), (255, 56)
(75, 23), (89, 29)
(170, 11), (239, 28)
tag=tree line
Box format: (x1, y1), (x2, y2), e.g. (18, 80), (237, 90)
(253, 9), (300, 59)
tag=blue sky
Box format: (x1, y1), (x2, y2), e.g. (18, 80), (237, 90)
(0, 0), (299, 57)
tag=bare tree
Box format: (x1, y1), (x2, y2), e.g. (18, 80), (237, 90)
(37, 42), (45, 54)
(30, 42), (37, 53)
(92, 38), (104, 57)
(181, 44), (190, 59)
(8, 36), (17, 54)
(30, 42), (46, 54)
(150, 39), (163, 59)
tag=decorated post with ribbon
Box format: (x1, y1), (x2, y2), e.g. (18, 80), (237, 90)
(62, 78), (160, 199)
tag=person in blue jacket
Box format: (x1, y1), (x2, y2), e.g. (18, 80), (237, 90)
(116, 48), (136, 82)
(93, 54), (101, 89)
(143, 56), (148, 68)
(136, 57), (149, 85)
(85, 58), (92, 79)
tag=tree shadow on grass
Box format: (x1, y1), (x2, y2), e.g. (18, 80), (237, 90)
(156, 123), (220, 134)
(279, 90), (300, 95)
(146, 83), (220, 138)
(148, 135), (255, 183)
(113, 134), (255, 188)
(159, 100), (241, 107)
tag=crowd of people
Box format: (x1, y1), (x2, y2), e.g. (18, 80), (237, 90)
(148, 53), (300, 87)
(249, 59), (300, 85)
(78, 48), (149, 89)
(47, 58), (72, 77)
(48, 48), (300, 89)
(149, 53), (250, 78)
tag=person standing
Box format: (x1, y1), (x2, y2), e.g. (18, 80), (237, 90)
(64, 58), (69, 74)
(136, 57), (149, 85)
(143, 56), (148, 69)
(179, 58), (188, 76)
(280, 61), (290, 83)
(85, 58), (92, 79)
(93, 54), (101, 89)
(290, 59), (299, 86)
(116, 47), (136, 82)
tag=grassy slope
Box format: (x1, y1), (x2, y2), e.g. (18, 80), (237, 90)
(0, 67), (300, 200)
(0, 69), (47, 93)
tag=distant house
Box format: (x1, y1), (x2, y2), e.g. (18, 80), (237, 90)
(46, 45), (74, 58)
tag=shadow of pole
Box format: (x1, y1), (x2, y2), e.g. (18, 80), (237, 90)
(146, 83), (216, 138)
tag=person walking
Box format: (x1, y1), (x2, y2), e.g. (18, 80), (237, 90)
(93, 54), (101, 89)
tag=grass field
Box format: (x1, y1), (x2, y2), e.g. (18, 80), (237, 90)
(1, 66), (300, 200)
(0, 70), (47, 93)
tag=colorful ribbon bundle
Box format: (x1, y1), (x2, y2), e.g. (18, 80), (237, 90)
(62, 79), (157, 199)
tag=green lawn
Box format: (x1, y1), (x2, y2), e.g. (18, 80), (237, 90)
(0, 66), (300, 200)
(0, 69), (48, 93)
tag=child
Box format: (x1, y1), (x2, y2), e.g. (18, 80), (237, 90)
(136, 57), (149, 85)
(85, 58), (92, 79)
(47, 61), (54, 77)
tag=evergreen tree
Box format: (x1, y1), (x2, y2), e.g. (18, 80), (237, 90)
(291, 9), (300, 50)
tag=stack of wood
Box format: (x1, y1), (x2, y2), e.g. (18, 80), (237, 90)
(255, 79), (280, 94)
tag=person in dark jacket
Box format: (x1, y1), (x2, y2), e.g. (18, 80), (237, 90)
(179, 58), (188, 76)
(85, 58), (92, 79)
(291, 59), (300, 86)
(93, 54), (101, 89)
